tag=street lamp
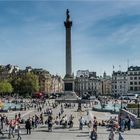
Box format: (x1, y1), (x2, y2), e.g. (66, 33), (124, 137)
(137, 97), (140, 118)
(114, 103), (116, 112)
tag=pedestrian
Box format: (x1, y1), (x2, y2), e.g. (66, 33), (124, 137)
(88, 120), (93, 136)
(127, 116), (131, 130)
(79, 116), (85, 130)
(17, 124), (22, 140)
(0, 119), (4, 136)
(90, 128), (97, 140)
(109, 129), (115, 140)
(18, 112), (21, 119)
(48, 115), (53, 131)
(25, 119), (31, 134)
(9, 120), (15, 138)
(0, 127), (4, 136)
(32, 116), (35, 129)
(58, 112), (61, 119)
(93, 117), (98, 131)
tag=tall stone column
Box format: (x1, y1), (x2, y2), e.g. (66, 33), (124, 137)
(63, 9), (75, 92)
(64, 9), (72, 77)
(55, 9), (81, 109)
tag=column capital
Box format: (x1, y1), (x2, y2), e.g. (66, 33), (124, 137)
(64, 21), (72, 28)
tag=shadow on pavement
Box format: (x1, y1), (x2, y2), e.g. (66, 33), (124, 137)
(35, 129), (88, 134)
(76, 134), (89, 137)
(0, 136), (8, 139)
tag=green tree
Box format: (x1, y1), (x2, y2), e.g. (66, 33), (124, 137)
(11, 72), (39, 96)
(21, 72), (39, 95)
(11, 77), (22, 94)
(0, 80), (13, 94)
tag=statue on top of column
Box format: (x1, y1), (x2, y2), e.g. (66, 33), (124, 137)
(66, 9), (70, 21)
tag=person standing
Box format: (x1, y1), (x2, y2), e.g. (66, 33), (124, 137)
(25, 119), (31, 134)
(9, 119), (15, 138)
(0, 122), (4, 136)
(17, 124), (22, 140)
(48, 115), (53, 131)
(93, 117), (98, 131)
(0, 126), (4, 136)
(79, 116), (85, 130)
(32, 116), (35, 130)
(90, 128), (97, 140)
(127, 116), (131, 130)
(88, 120), (93, 136)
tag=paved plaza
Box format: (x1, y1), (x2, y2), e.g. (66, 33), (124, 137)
(0, 101), (140, 140)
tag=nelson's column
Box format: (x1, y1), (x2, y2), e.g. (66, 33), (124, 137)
(63, 9), (78, 99)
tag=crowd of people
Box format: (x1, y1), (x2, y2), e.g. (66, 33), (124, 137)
(0, 96), (137, 140)
(0, 98), (78, 139)
(81, 113), (135, 140)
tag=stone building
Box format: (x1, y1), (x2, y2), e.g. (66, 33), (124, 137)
(101, 72), (112, 95)
(112, 71), (128, 96)
(127, 66), (140, 93)
(51, 75), (63, 93)
(32, 68), (52, 93)
(75, 70), (102, 97)
(0, 64), (20, 80)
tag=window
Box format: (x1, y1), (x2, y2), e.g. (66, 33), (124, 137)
(134, 82), (137, 85)
(134, 77), (137, 80)
(130, 77), (133, 80)
(130, 72), (133, 75)
(134, 87), (138, 91)
(134, 72), (137, 75)
(130, 87), (133, 90)
(130, 82), (133, 85)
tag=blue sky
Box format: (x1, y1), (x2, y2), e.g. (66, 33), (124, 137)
(0, 0), (140, 76)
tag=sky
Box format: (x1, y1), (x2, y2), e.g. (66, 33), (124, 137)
(0, 0), (140, 77)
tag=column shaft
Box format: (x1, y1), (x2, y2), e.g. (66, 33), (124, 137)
(66, 27), (72, 76)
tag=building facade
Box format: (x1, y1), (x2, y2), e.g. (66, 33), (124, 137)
(0, 64), (20, 80)
(112, 71), (128, 96)
(32, 68), (52, 93)
(51, 75), (63, 93)
(101, 72), (112, 95)
(127, 66), (140, 93)
(75, 70), (102, 97)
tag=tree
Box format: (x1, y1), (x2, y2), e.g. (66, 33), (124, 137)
(21, 72), (39, 95)
(11, 77), (22, 94)
(0, 80), (13, 95)
(11, 72), (39, 96)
